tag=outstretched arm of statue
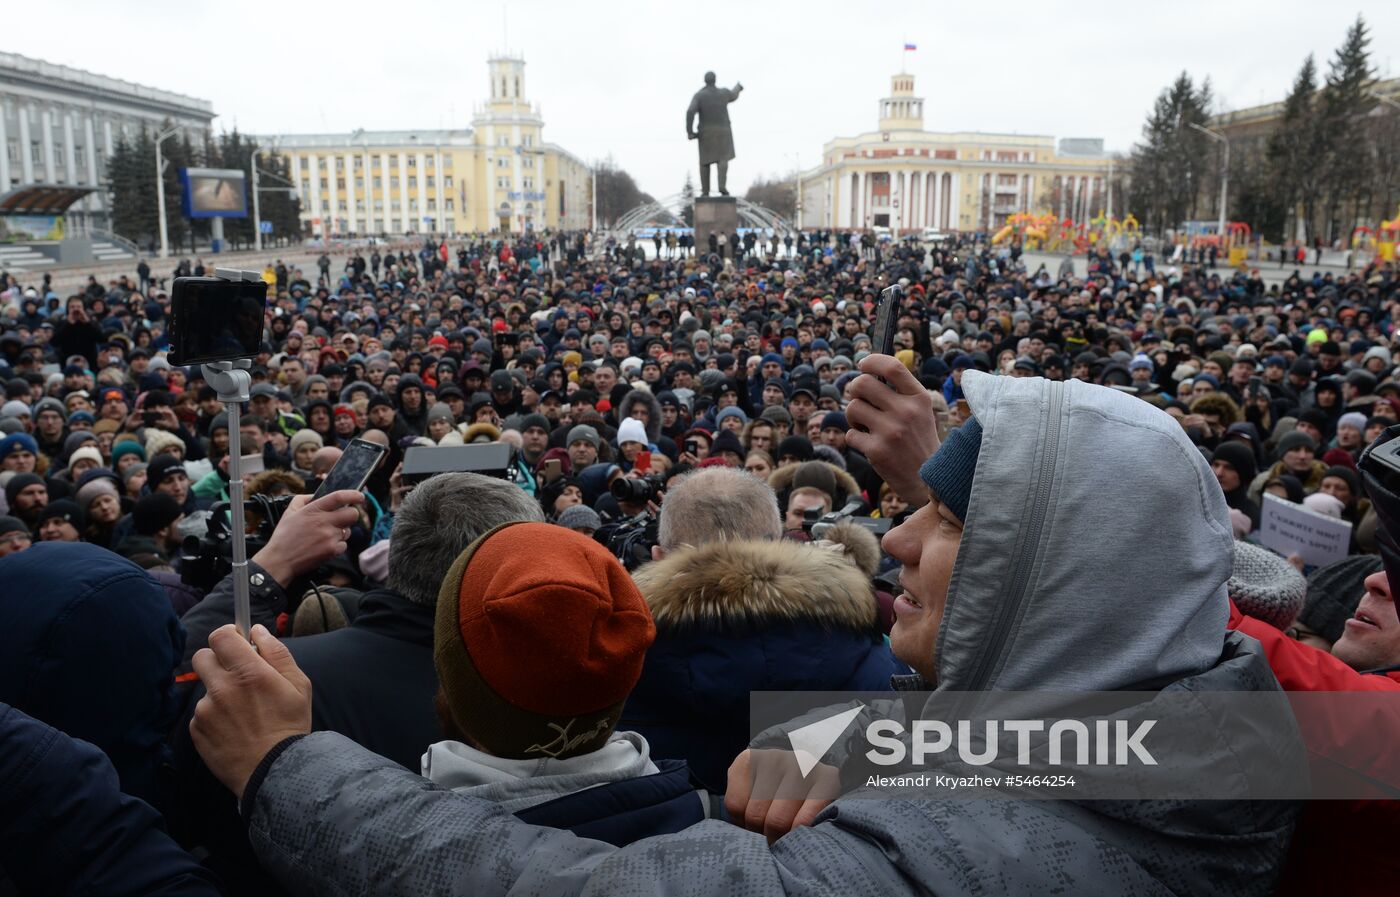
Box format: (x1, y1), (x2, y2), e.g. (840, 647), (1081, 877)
(686, 104), (699, 139)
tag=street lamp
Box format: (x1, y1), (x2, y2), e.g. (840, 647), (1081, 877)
(787, 152), (803, 232)
(1188, 122), (1229, 240)
(251, 152), (298, 252)
(154, 126), (181, 259)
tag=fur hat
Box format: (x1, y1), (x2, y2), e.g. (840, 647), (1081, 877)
(434, 522), (654, 760)
(1227, 541), (1306, 631)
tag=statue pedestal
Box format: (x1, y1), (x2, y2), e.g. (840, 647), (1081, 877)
(693, 196), (738, 260)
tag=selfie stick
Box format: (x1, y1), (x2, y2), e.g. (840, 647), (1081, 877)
(205, 268), (264, 640)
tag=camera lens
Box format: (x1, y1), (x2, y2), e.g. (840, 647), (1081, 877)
(610, 476), (655, 503)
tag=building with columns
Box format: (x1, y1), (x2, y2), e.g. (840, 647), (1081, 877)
(0, 51), (214, 232)
(267, 55), (590, 238)
(799, 73), (1115, 233)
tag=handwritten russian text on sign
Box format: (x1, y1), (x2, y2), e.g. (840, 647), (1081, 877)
(1258, 494), (1352, 567)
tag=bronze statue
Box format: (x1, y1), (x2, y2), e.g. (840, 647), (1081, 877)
(686, 71), (743, 196)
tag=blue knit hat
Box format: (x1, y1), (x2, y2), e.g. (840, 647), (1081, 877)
(919, 417), (983, 522)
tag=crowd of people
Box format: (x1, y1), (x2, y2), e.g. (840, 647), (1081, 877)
(0, 227), (1398, 896)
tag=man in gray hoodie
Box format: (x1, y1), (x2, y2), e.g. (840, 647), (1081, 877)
(189, 362), (1298, 896)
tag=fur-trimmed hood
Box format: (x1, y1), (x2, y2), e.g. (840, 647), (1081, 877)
(767, 460), (862, 507)
(623, 536), (901, 791)
(617, 388), (663, 445)
(634, 538), (875, 633)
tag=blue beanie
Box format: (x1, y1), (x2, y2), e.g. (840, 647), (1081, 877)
(0, 432), (39, 461)
(780, 337), (799, 351)
(822, 411), (849, 432)
(715, 406), (748, 427)
(919, 417), (983, 522)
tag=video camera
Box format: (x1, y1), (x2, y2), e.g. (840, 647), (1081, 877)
(598, 509), (660, 571)
(802, 496), (893, 540)
(610, 473), (667, 504)
(180, 493), (295, 592)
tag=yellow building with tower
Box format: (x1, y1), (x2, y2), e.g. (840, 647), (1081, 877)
(265, 55), (591, 237)
(799, 72), (1119, 233)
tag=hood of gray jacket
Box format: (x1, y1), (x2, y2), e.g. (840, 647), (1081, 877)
(937, 371), (1232, 692)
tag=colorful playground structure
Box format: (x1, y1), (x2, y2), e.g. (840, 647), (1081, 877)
(989, 212), (1142, 253)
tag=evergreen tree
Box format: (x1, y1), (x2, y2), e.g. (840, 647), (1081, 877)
(1317, 16), (1374, 238)
(1266, 55), (1319, 242)
(1128, 73), (1213, 234)
(680, 173), (696, 227)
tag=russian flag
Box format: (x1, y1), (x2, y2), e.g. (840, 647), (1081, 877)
(903, 42), (917, 51)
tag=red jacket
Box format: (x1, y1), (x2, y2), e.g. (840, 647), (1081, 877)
(1228, 602), (1400, 897)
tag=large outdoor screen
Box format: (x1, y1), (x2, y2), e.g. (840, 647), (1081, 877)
(180, 167), (248, 218)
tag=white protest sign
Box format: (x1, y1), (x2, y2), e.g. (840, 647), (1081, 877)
(1258, 493), (1352, 567)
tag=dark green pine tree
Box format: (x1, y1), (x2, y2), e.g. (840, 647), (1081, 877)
(1266, 55), (1319, 241)
(1317, 16), (1374, 236)
(1128, 72), (1213, 233)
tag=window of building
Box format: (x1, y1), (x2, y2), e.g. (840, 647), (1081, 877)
(523, 135), (533, 147)
(445, 198), (454, 210)
(354, 157), (363, 169)
(498, 135), (508, 147)
(337, 178), (346, 189)
(497, 177), (508, 188)
(356, 200), (366, 211)
(445, 175), (453, 188)
(408, 156), (416, 168)
(996, 151), (1017, 162)
(497, 157), (508, 168)
(408, 199), (417, 210)
(373, 176), (381, 188)
(426, 175), (434, 187)
(31, 141), (41, 163)
(427, 198), (436, 210)
(523, 177), (533, 189)
(75, 146), (85, 169)
(426, 156), (434, 170)
(443, 155), (453, 168)
(6, 140), (18, 164)
(408, 176), (417, 187)
(390, 201), (400, 211)
(320, 178), (329, 190)
(355, 177), (364, 189)
(338, 200), (347, 211)
(374, 199), (384, 210)
(997, 174), (1017, 187)
(389, 154), (398, 167)
(301, 180), (311, 194)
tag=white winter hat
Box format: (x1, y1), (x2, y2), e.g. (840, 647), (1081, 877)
(617, 417), (648, 447)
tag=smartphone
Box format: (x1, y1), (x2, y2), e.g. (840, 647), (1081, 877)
(143, 410), (159, 427)
(874, 285), (903, 356)
(314, 437), (388, 499)
(635, 451), (652, 473)
(168, 277), (268, 366)
(543, 458), (562, 483)
(685, 438), (699, 456)
(240, 453), (265, 475)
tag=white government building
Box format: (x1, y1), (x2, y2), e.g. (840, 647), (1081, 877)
(800, 72), (1114, 233)
(0, 51), (214, 233)
(265, 56), (591, 237)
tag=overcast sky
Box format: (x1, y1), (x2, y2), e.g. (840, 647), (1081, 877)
(14, 1), (1397, 199)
